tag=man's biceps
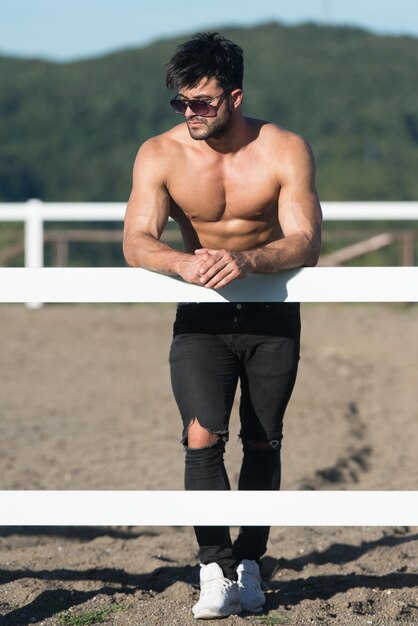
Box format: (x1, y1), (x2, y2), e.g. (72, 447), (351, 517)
(279, 204), (319, 235)
(125, 212), (165, 239)
(128, 190), (170, 221)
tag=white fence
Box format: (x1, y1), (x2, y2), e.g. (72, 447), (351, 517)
(1, 200), (418, 268)
(1, 203), (417, 524)
(1, 267), (418, 302)
(1, 200), (417, 306)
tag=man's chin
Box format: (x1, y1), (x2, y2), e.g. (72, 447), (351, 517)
(187, 126), (210, 140)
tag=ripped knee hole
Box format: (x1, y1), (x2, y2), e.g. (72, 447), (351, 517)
(185, 417), (227, 449)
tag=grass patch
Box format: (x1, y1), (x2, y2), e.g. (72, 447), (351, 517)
(58, 603), (123, 625)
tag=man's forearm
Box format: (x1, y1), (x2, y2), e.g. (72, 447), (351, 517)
(245, 232), (321, 273)
(123, 232), (188, 276)
(195, 231), (321, 290)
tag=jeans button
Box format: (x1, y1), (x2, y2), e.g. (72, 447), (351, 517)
(236, 303), (242, 310)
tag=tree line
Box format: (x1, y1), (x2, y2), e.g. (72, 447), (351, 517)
(1, 21), (418, 203)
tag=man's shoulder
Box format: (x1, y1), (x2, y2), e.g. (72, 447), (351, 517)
(252, 119), (311, 152)
(138, 124), (188, 156)
(250, 119), (315, 172)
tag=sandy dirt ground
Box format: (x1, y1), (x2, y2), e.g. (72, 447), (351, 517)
(0, 526), (417, 626)
(0, 303), (417, 625)
(0, 303), (416, 490)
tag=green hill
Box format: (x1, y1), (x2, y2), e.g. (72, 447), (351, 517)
(1, 21), (418, 202)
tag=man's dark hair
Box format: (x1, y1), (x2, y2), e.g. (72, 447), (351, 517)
(165, 32), (243, 91)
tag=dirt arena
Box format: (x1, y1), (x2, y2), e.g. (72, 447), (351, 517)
(0, 303), (417, 625)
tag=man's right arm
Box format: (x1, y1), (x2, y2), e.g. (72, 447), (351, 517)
(123, 138), (212, 283)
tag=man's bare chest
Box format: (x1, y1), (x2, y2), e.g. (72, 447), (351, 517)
(166, 156), (279, 222)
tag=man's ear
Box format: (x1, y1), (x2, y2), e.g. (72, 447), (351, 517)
(230, 89), (243, 109)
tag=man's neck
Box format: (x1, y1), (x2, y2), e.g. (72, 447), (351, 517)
(202, 114), (253, 155)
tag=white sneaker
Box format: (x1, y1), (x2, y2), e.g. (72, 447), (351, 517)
(192, 562), (242, 619)
(237, 559), (266, 613)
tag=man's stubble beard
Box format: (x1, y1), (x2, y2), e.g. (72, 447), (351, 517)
(187, 104), (234, 141)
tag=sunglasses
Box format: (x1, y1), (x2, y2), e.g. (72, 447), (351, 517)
(170, 90), (230, 116)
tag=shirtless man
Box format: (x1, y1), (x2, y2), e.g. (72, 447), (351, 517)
(123, 32), (322, 619)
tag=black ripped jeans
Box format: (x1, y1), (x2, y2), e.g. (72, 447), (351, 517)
(169, 302), (301, 580)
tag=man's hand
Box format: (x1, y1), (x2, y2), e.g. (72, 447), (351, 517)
(176, 251), (217, 286)
(194, 248), (252, 289)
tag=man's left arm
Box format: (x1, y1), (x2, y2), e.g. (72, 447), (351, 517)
(197, 135), (322, 289)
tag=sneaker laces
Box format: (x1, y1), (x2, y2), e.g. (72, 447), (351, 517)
(202, 577), (233, 596)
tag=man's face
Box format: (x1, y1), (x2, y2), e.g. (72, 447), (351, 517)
(178, 77), (234, 141)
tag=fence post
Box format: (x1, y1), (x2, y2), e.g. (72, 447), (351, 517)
(24, 199), (44, 308)
(24, 199), (43, 268)
(53, 234), (69, 267)
(400, 230), (414, 266)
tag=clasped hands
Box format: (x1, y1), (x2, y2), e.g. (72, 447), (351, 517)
(180, 248), (252, 289)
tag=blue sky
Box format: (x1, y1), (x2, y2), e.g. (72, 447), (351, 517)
(1, 0), (418, 61)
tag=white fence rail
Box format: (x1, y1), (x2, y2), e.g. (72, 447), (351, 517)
(1, 200), (418, 268)
(1, 267), (418, 302)
(2, 491), (417, 525)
